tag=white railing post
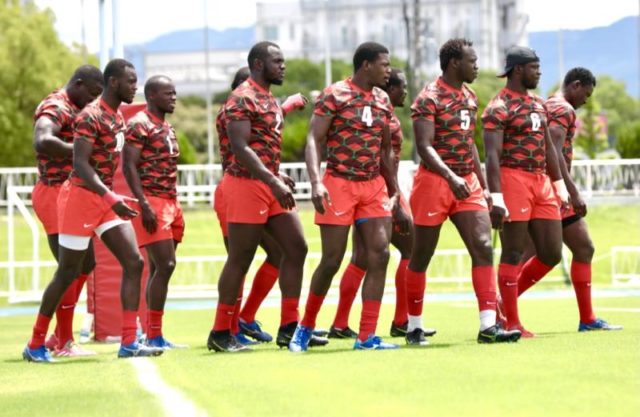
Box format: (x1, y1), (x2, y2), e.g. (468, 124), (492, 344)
(7, 178), (15, 300)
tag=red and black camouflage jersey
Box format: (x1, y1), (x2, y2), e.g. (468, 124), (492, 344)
(482, 87), (548, 173)
(125, 109), (180, 199)
(411, 77), (478, 176)
(224, 78), (283, 178)
(545, 92), (576, 172)
(69, 98), (126, 189)
(314, 78), (393, 181)
(389, 110), (403, 166)
(33, 89), (80, 185)
(215, 103), (233, 172)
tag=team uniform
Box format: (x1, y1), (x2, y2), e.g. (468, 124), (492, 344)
(57, 98), (128, 248)
(125, 109), (184, 247)
(32, 90), (79, 234)
(213, 103), (233, 236)
(222, 78), (289, 223)
(389, 111), (411, 220)
(314, 78), (393, 225)
(482, 88), (560, 221)
(410, 77), (486, 226)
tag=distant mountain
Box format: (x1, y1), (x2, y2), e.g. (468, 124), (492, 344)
(529, 16), (639, 97)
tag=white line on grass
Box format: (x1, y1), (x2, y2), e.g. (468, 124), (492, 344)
(597, 307), (640, 313)
(130, 358), (208, 417)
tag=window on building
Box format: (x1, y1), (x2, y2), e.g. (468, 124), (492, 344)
(265, 25), (279, 41)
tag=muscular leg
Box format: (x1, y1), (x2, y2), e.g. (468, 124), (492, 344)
(355, 217), (392, 341)
(517, 219), (563, 295)
(144, 239), (177, 340)
(331, 229), (367, 331)
(499, 221), (530, 329)
(300, 225), (350, 329)
(390, 224), (413, 328)
(563, 218), (596, 323)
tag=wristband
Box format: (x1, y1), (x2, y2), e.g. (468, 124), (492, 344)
(490, 192), (510, 218)
(553, 180), (569, 202)
(282, 93), (305, 113)
(102, 190), (123, 207)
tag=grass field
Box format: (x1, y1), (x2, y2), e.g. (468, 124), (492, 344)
(1, 296), (639, 417)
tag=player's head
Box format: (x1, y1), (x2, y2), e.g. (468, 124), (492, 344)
(231, 67), (250, 90)
(498, 46), (540, 89)
(144, 75), (176, 114)
(66, 65), (104, 109)
(439, 38), (478, 83)
(562, 67), (596, 109)
(247, 41), (285, 86)
(385, 68), (407, 107)
(353, 42), (391, 88)
(103, 58), (137, 104)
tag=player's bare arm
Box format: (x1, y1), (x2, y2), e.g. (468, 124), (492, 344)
(122, 143), (157, 233)
(471, 142), (491, 209)
(228, 119), (295, 210)
(73, 138), (138, 219)
(33, 117), (73, 158)
(414, 117), (470, 200)
(543, 126), (570, 209)
(380, 124), (410, 234)
(304, 113), (332, 214)
(549, 125), (585, 216)
(483, 129), (507, 229)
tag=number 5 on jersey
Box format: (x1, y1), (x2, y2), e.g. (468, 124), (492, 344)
(460, 109), (471, 130)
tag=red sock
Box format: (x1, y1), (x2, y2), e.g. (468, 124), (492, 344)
(28, 313), (52, 349)
(571, 260), (596, 323)
(405, 268), (426, 316)
(358, 300), (381, 341)
(212, 303), (236, 332)
(240, 262), (279, 323)
(231, 279), (245, 335)
(54, 278), (80, 348)
(393, 259), (409, 325)
(472, 265), (497, 312)
(332, 262), (366, 329)
(147, 309), (164, 339)
(301, 292), (325, 328)
(74, 273), (89, 301)
(280, 297), (300, 327)
(498, 263), (521, 328)
(518, 256), (554, 296)
(121, 310), (138, 345)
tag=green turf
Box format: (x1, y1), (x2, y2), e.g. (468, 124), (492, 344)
(1, 296), (638, 417)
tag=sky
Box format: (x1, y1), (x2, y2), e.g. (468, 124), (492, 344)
(36, 0), (639, 52)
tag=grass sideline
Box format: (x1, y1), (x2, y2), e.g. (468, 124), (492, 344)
(1, 296), (639, 417)
(1, 204), (638, 297)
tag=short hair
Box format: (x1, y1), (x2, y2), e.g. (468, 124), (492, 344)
(103, 59), (135, 85)
(353, 42), (389, 71)
(231, 67), (250, 90)
(69, 65), (102, 85)
(144, 75), (173, 99)
(386, 68), (404, 90)
(563, 67), (596, 88)
(439, 38), (473, 72)
(247, 41), (280, 70)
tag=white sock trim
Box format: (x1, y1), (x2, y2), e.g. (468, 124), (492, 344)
(479, 309), (497, 331)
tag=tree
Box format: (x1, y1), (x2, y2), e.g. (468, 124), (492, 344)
(0, 1), (91, 167)
(616, 121), (640, 158)
(472, 70), (504, 161)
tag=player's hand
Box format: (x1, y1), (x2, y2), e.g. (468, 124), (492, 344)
(269, 177), (296, 210)
(447, 174), (471, 200)
(140, 201), (158, 234)
(103, 191), (138, 220)
(570, 190), (587, 217)
(553, 179), (571, 212)
(483, 188), (493, 211)
(392, 204), (411, 235)
(281, 93), (308, 113)
(311, 182), (331, 214)
(490, 206), (507, 230)
(279, 171), (296, 192)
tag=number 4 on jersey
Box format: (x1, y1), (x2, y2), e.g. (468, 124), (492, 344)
(361, 105), (373, 127)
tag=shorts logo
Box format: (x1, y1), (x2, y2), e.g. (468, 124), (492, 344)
(520, 208), (529, 213)
(427, 212), (439, 217)
(83, 223), (93, 228)
(334, 210), (346, 216)
(259, 209), (268, 215)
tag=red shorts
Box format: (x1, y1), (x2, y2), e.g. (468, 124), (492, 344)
(315, 174), (391, 226)
(32, 182), (61, 235)
(213, 176), (228, 237)
(57, 181), (121, 236)
(562, 205), (576, 219)
(410, 167), (487, 226)
(131, 195), (184, 247)
(501, 167), (561, 222)
(224, 173), (292, 224)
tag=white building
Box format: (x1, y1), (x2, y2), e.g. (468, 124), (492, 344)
(256, 0), (528, 78)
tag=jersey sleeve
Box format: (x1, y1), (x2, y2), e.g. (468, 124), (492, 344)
(125, 117), (147, 150)
(73, 111), (99, 144)
(481, 98), (508, 131)
(35, 100), (70, 129)
(224, 93), (254, 122)
(313, 87), (337, 118)
(545, 101), (573, 132)
(410, 90), (437, 122)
